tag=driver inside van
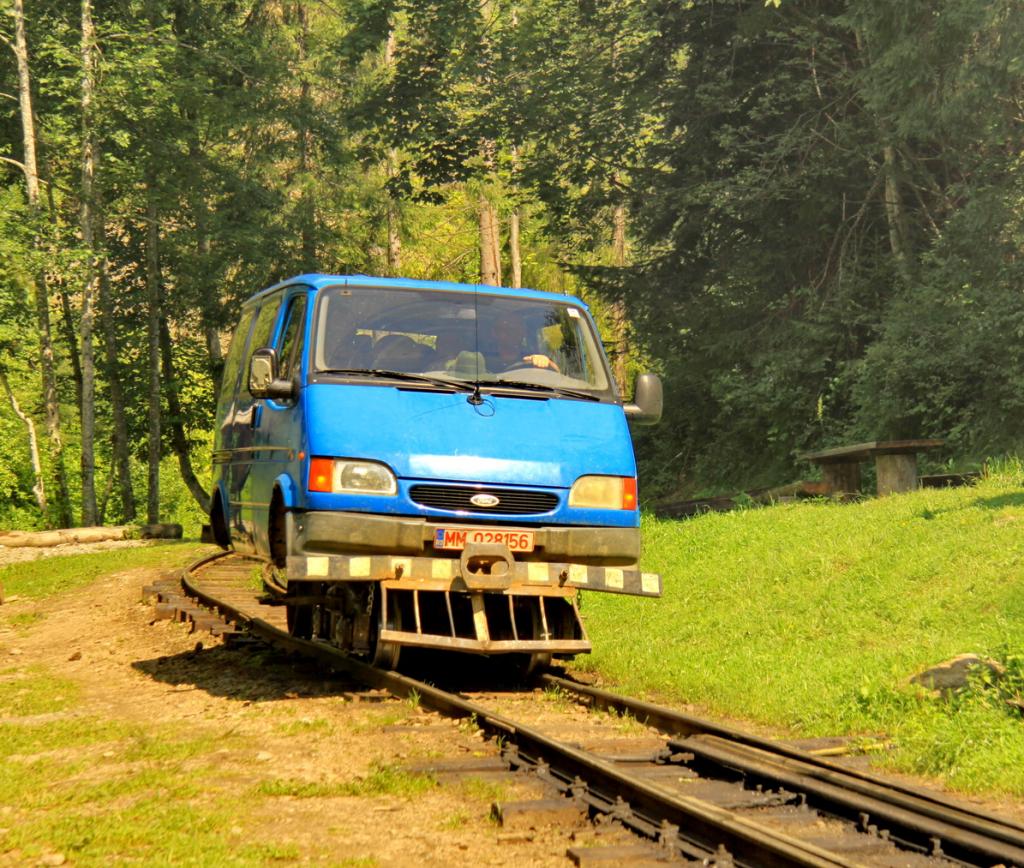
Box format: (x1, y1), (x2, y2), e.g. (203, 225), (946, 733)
(483, 317), (560, 373)
(434, 317), (560, 375)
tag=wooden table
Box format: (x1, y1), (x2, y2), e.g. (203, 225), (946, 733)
(799, 439), (944, 496)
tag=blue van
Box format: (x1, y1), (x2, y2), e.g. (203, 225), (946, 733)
(210, 274), (662, 669)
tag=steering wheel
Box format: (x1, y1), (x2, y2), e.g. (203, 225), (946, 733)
(503, 359), (536, 372)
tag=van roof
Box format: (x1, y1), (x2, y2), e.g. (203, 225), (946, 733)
(246, 273), (591, 309)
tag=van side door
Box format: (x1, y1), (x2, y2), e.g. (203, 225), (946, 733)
(229, 289), (285, 551)
(248, 288), (309, 557)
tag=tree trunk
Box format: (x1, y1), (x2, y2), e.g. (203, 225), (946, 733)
(96, 468), (114, 525)
(383, 29), (402, 276)
(479, 193), (501, 286)
(508, 144), (522, 288)
(881, 145), (911, 283)
(296, 3), (316, 271)
(12, 0), (39, 206)
(159, 312), (210, 512)
(610, 201), (629, 394)
(183, 136), (224, 380)
(57, 287), (83, 406)
(78, 0), (99, 526)
(386, 181), (402, 276)
(145, 194), (162, 524)
(509, 209), (522, 288)
(98, 260), (136, 521)
(13, 0), (72, 528)
(0, 368), (46, 514)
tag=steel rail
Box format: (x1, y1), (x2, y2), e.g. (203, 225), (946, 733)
(178, 554), (1024, 866)
(678, 735), (1024, 866)
(541, 673), (1024, 862)
(180, 558), (850, 866)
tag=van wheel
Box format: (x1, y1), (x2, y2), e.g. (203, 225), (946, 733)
(324, 583), (401, 670)
(268, 495), (288, 569)
(508, 604), (550, 681)
(209, 494), (231, 550)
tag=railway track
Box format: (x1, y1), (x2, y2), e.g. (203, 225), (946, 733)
(147, 552), (1024, 867)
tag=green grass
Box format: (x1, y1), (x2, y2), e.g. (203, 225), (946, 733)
(0, 667), (79, 717)
(0, 542), (212, 600)
(0, 712), (265, 867)
(583, 466), (1024, 794)
(273, 716), (334, 737)
(255, 764), (436, 799)
(0, 681), (403, 866)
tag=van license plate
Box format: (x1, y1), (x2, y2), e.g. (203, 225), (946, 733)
(434, 527), (535, 552)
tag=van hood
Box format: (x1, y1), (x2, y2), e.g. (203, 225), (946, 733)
(303, 382), (636, 488)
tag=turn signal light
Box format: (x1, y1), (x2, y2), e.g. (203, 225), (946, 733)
(622, 477), (637, 510)
(308, 457), (334, 492)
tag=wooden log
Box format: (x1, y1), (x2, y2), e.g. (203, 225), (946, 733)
(821, 462), (860, 495)
(876, 453), (918, 495)
(0, 525), (131, 548)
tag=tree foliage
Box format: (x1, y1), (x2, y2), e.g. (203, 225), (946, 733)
(0, 0), (1023, 528)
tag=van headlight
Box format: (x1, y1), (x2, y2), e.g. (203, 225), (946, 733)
(568, 475), (637, 510)
(309, 458), (397, 495)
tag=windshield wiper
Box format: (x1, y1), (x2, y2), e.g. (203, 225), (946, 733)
(485, 380), (601, 402)
(318, 368), (476, 394)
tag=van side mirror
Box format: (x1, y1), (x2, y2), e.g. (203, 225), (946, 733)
(624, 373), (662, 425)
(249, 347), (296, 401)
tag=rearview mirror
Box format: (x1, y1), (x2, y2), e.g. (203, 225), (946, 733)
(249, 348), (296, 401)
(624, 373), (662, 425)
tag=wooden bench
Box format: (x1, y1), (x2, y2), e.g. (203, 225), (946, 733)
(799, 439), (944, 496)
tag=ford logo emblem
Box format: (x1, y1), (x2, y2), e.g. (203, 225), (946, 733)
(470, 493), (500, 508)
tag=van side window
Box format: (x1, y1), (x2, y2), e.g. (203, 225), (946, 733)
(240, 291), (284, 403)
(216, 307), (256, 423)
(277, 295), (307, 383)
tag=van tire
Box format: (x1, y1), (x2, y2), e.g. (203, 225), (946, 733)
(269, 493), (288, 569)
(209, 494), (231, 550)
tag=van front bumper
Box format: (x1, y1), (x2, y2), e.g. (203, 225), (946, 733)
(285, 509), (660, 598)
(289, 509), (642, 567)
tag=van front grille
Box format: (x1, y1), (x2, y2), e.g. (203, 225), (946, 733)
(409, 485), (559, 515)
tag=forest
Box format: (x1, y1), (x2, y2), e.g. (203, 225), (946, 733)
(0, 0), (1022, 530)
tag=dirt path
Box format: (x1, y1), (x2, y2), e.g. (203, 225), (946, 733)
(0, 557), (628, 866)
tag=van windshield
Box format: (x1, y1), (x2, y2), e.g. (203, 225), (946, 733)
(312, 286), (613, 397)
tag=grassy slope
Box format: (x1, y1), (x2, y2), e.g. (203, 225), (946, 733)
(0, 542), (211, 599)
(582, 468), (1024, 794)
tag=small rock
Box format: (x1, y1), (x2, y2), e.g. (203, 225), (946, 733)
(910, 654), (1005, 695)
(9, 648), (22, 656)
(101, 750), (115, 759)
(38, 853), (66, 866)
(68, 651), (82, 662)
(256, 751), (273, 762)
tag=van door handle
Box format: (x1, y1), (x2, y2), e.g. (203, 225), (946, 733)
(250, 404), (263, 429)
